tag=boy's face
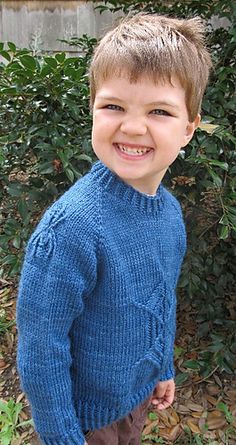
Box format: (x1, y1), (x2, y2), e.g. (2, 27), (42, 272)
(92, 74), (199, 195)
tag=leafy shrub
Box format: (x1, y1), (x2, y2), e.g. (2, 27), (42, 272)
(0, 36), (96, 275)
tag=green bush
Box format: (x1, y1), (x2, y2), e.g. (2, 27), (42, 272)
(0, 0), (235, 372)
(0, 36), (96, 275)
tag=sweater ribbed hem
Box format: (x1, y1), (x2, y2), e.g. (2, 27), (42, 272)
(39, 386), (155, 444)
(75, 383), (155, 433)
(90, 161), (164, 216)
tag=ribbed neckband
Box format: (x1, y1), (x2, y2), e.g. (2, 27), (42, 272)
(90, 161), (164, 215)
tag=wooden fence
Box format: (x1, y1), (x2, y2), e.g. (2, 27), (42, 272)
(0, 1), (120, 53)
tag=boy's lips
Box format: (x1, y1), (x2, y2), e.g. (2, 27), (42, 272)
(114, 143), (153, 158)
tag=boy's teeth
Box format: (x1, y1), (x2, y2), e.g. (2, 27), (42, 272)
(117, 144), (150, 156)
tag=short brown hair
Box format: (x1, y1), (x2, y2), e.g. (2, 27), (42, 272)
(89, 13), (212, 121)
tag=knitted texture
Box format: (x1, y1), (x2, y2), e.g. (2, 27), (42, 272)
(17, 161), (186, 445)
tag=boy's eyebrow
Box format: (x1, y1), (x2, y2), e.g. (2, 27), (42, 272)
(148, 101), (180, 110)
(96, 95), (180, 109)
(96, 95), (124, 102)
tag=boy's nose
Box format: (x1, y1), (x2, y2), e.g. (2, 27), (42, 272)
(120, 117), (147, 136)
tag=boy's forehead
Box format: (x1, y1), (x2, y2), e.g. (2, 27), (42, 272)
(95, 72), (184, 96)
(97, 70), (172, 88)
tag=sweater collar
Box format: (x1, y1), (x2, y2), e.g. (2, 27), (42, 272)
(90, 161), (164, 215)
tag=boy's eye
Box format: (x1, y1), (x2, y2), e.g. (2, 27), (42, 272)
(104, 104), (124, 111)
(150, 109), (171, 116)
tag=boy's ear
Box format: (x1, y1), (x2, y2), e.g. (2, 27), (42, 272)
(183, 114), (201, 147)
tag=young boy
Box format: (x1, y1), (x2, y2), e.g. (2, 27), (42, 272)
(17, 13), (212, 445)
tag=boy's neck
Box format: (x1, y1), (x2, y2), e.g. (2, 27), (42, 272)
(120, 169), (167, 196)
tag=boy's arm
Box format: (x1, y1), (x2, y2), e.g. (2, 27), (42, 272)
(17, 213), (97, 445)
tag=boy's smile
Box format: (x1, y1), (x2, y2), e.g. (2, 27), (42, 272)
(92, 74), (199, 195)
(114, 143), (153, 159)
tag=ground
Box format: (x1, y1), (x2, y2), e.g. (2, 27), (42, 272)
(0, 278), (235, 445)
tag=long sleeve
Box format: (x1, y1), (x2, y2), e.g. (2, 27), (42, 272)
(159, 198), (186, 383)
(158, 337), (176, 382)
(16, 205), (97, 445)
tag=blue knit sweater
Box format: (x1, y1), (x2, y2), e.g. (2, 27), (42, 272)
(17, 161), (186, 445)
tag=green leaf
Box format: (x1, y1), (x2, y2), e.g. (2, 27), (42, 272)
(58, 150), (69, 167)
(217, 402), (234, 423)
(0, 87), (17, 95)
(227, 206), (236, 216)
(7, 183), (27, 197)
(0, 50), (11, 62)
(17, 418), (34, 428)
(40, 64), (53, 77)
(0, 430), (12, 445)
(178, 274), (189, 288)
(208, 169), (222, 187)
(64, 57), (77, 67)
(219, 214), (229, 225)
(0, 135), (9, 144)
(219, 225), (229, 240)
(228, 212), (236, 228)
(12, 236), (21, 249)
(207, 343), (223, 352)
(191, 273), (201, 286)
(77, 153), (93, 163)
(44, 57), (58, 69)
(195, 435), (204, 445)
(174, 346), (185, 359)
(74, 67), (84, 81)
(38, 161), (55, 175)
(19, 55), (37, 71)
(12, 402), (22, 425)
(175, 372), (189, 386)
(3, 255), (18, 266)
(55, 52), (66, 64)
(7, 42), (16, 52)
(0, 400), (8, 413)
(64, 66), (77, 78)
(208, 160), (229, 171)
(0, 42), (4, 51)
(34, 142), (54, 151)
(18, 199), (29, 220)
(65, 168), (75, 183)
(6, 61), (22, 72)
(183, 359), (200, 370)
(148, 411), (158, 421)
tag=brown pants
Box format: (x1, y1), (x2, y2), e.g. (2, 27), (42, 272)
(84, 397), (150, 445)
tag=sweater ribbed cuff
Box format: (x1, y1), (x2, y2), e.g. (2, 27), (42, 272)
(159, 364), (175, 382)
(40, 429), (85, 445)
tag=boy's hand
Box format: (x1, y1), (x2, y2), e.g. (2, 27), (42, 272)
(151, 378), (175, 410)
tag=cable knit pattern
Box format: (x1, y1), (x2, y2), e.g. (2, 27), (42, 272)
(17, 161), (186, 445)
